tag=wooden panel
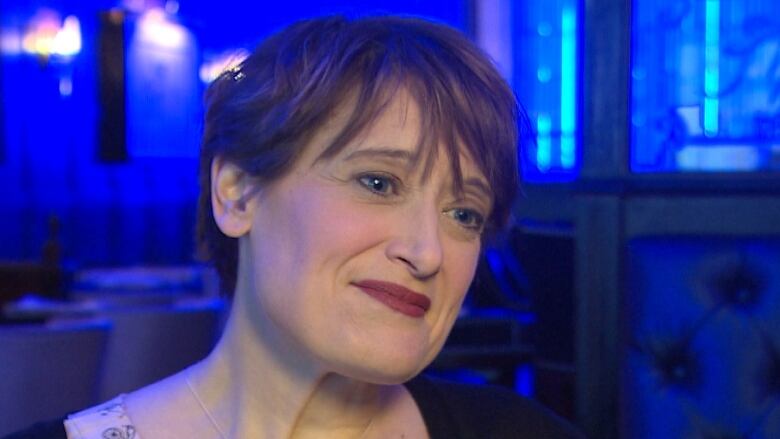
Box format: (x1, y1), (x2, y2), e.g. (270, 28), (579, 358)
(575, 195), (623, 439)
(97, 10), (127, 162)
(625, 196), (780, 237)
(580, 0), (632, 180)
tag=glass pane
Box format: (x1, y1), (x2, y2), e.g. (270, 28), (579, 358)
(513, 0), (580, 182)
(632, 0), (780, 173)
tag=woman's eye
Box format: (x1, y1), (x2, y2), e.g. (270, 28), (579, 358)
(357, 174), (396, 195)
(447, 208), (486, 231)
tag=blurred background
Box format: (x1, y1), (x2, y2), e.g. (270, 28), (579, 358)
(1, 0), (779, 438)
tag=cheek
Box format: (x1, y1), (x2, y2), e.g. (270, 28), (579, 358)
(434, 245), (480, 328)
(446, 244), (481, 298)
(250, 185), (386, 308)
(434, 245), (480, 322)
(289, 191), (388, 267)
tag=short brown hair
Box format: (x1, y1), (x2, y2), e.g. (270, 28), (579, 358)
(197, 15), (521, 295)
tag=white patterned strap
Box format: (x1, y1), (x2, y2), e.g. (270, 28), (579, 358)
(64, 395), (141, 439)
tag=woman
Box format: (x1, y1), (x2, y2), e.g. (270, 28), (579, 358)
(7, 15), (581, 439)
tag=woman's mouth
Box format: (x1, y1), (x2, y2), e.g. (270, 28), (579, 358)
(352, 280), (431, 318)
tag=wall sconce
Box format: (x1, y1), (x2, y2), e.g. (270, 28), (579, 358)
(136, 8), (186, 50)
(21, 9), (81, 60)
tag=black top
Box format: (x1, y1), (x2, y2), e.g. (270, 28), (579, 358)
(406, 375), (584, 438)
(3, 375), (584, 439)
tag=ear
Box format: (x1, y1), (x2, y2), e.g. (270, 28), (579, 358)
(211, 157), (255, 238)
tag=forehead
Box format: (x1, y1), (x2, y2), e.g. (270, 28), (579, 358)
(309, 90), (490, 191)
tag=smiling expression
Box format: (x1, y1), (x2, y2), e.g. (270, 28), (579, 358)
(239, 91), (492, 383)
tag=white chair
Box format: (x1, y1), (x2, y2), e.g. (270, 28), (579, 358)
(0, 321), (110, 436)
(96, 300), (225, 400)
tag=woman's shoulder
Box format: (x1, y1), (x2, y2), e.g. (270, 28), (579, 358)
(3, 395), (136, 439)
(1, 419), (67, 439)
(406, 374), (586, 439)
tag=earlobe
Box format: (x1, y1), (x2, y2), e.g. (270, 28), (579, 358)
(211, 157), (255, 238)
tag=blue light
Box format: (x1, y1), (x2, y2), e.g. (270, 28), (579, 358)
(560, 6), (576, 169)
(703, 0), (720, 137)
(515, 364), (534, 397)
(536, 113), (552, 172)
(536, 66), (552, 83)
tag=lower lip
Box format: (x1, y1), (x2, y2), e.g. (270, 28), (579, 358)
(354, 285), (428, 318)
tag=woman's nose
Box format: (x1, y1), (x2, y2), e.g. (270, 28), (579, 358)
(385, 203), (444, 279)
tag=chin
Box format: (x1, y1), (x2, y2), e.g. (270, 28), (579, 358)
(332, 345), (440, 385)
(345, 365), (422, 386)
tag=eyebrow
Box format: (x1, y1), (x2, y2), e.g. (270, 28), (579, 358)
(344, 147), (493, 201)
(462, 177), (493, 203)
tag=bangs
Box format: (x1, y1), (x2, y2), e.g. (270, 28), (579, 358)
(317, 77), (472, 198)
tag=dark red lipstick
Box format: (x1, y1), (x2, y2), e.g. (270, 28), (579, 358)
(352, 280), (431, 318)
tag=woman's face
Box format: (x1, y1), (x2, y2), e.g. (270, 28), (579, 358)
(242, 93), (493, 383)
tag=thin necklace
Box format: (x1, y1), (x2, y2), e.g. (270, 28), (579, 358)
(358, 392), (386, 439)
(185, 375), (228, 439)
(185, 373), (378, 439)
(359, 415), (376, 439)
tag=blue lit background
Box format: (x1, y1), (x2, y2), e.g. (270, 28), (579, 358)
(631, 0), (780, 173)
(6, 1), (779, 266)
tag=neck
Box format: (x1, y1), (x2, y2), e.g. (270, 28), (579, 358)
(185, 279), (387, 438)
